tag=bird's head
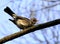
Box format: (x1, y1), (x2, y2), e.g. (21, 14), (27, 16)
(30, 18), (37, 24)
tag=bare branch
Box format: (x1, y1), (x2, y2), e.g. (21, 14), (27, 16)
(43, 0), (60, 2)
(0, 19), (60, 44)
(41, 2), (60, 10)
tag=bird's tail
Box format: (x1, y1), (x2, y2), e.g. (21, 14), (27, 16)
(4, 7), (15, 17)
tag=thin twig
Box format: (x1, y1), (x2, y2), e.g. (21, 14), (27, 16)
(41, 2), (60, 10)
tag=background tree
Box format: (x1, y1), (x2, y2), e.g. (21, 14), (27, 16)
(0, 0), (60, 44)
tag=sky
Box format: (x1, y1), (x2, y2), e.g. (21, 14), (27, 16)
(0, 0), (60, 44)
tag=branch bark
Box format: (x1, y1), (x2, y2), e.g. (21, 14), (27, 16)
(0, 19), (60, 44)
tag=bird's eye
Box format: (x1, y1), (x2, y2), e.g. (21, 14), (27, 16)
(31, 18), (37, 22)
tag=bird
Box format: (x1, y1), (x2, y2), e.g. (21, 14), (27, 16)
(4, 7), (37, 29)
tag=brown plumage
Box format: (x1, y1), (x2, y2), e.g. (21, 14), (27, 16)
(4, 7), (37, 29)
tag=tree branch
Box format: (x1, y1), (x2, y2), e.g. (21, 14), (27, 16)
(0, 19), (60, 44)
(41, 2), (60, 10)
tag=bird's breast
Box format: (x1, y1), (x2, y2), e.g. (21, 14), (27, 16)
(16, 19), (31, 26)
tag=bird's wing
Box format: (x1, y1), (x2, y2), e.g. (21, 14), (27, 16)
(9, 19), (25, 29)
(9, 19), (17, 25)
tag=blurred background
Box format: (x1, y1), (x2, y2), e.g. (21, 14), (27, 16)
(0, 0), (60, 44)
